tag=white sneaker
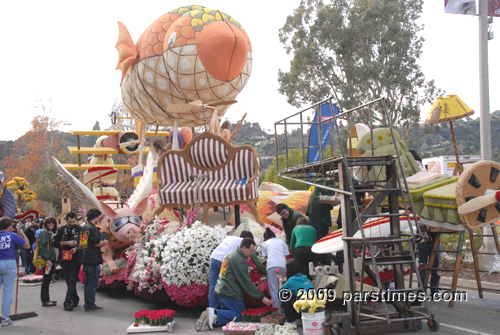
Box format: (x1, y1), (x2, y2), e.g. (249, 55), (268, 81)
(206, 307), (217, 330)
(195, 311), (207, 332)
(1, 318), (13, 327)
(284, 321), (297, 327)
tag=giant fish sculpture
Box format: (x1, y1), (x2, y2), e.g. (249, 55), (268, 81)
(116, 5), (252, 127)
(52, 150), (156, 274)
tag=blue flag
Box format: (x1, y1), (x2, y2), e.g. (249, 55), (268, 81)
(307, 103), (339, 164)
(0, 189), (16, 219)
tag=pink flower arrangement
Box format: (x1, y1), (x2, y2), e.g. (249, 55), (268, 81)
(177, 207), (199, 231)
(239, 204), (252, 214)
(257, 280), (269, 292)
(263, 223), (283, 234)
(222, 321), (257, 332)
(163, 283), (209, 308)
(20, 275), (43, 283)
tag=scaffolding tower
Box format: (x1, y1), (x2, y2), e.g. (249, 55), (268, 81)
(274, 97), (439, 333)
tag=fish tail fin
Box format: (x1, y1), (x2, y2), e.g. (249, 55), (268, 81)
(115, 21), (138, 85)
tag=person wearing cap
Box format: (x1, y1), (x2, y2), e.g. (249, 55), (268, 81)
(53, 212), (81, 311)
(77, 208), (108, 312)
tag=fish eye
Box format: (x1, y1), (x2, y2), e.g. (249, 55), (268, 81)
(167, 32), (177, 48)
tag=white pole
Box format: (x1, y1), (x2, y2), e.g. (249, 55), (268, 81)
(479, 0), (491, 161)
(172, 119), (179, 150)
(478, 0), (494, 272)
(138, 124), (147, 166)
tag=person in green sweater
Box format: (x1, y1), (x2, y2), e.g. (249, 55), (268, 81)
(196, 238), (272, 331)
(276, 203), (305, 246)
(290, 217), (316, 279)
(38, 217), (58, 307)
(306, 182), (336, 264)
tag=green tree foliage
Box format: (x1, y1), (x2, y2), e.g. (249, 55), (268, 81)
(278, 0), (443, 137)
(263, 149), (309, 190)
(33, 164), (63, 212)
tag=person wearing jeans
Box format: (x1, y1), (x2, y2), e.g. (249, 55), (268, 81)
(77, 208), (108, 312)
(83, 264), (100, 309)
(0, 217), (30, 327)
(208, 231), (265, 309)
(196, 238), (272, 331)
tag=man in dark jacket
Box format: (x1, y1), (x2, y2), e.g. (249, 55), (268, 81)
(196, 238), (272, 331)
(53, 212), (81, 311)
(77, 208), (108, 312)
(24, 223), (38, 273)
(276, 203), (304, 245)
(306, 181), (336, 264)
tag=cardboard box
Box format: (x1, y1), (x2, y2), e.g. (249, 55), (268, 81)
(260, 313), (286, 325)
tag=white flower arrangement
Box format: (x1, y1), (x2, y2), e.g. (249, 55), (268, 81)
(234, 217), (266, 241)
(159, 222), (226, 287)
(130, 216), (227, 293)
(256, 323), (299, 335)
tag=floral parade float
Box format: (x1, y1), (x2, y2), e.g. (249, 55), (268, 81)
(57, 137), (282, 309)
(53, 4), (293, 313)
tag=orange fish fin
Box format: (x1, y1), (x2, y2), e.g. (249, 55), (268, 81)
(115, 21), (138, 85)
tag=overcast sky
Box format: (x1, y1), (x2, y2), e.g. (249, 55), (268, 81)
(0, 0), (498, 141)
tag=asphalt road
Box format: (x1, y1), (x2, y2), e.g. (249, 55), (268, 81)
(4, 279), (500, 334)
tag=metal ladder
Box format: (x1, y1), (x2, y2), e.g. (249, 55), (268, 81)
(327, 98), (436, 332)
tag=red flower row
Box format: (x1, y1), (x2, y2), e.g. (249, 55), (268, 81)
(241, 306), (278, 317)
(134, 309), (176, 320)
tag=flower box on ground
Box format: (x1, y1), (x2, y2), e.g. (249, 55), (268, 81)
(126, 320), (175, 333)
(260, 313), (285, 325)
(19, 275), (43, 286)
